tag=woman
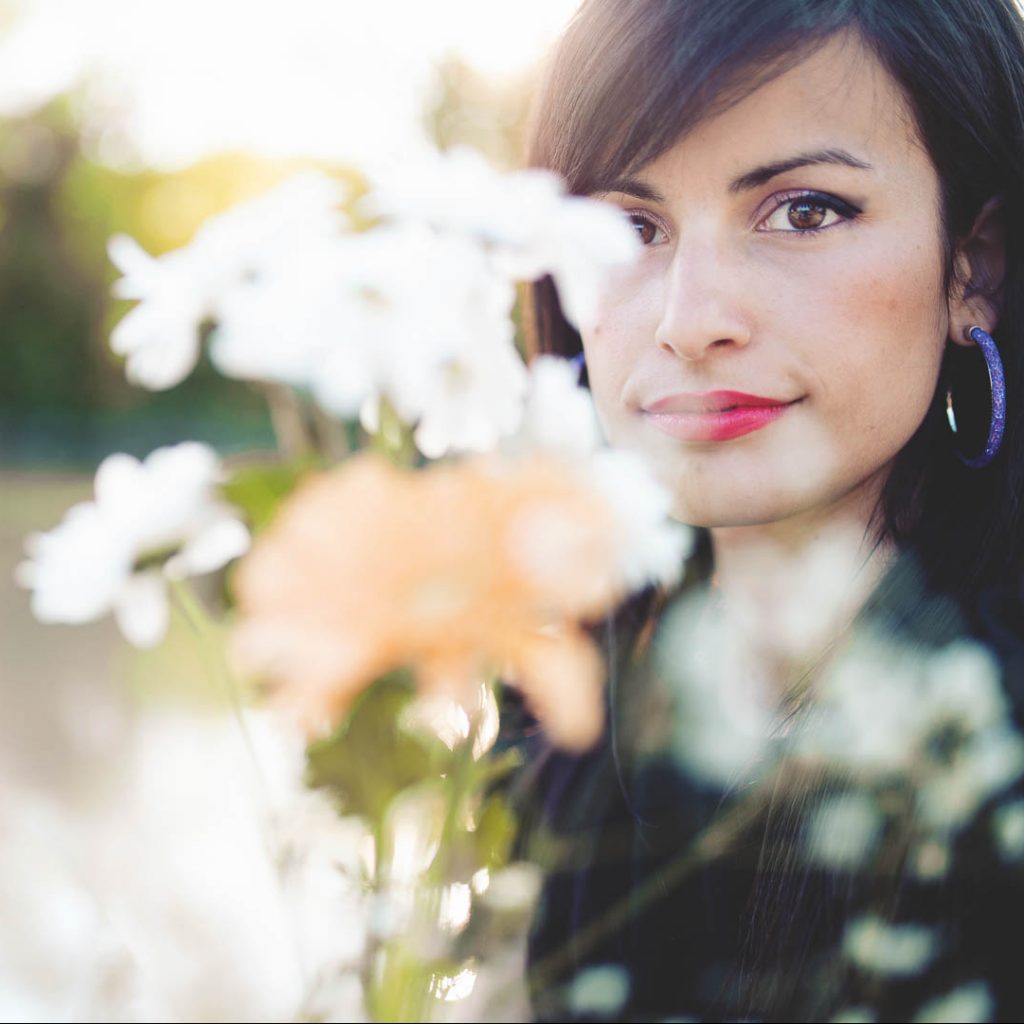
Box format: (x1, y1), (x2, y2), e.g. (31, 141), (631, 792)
(506, 0), (1024, 1020)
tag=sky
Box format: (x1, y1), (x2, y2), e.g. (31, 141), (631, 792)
(0, 0), (582, 169)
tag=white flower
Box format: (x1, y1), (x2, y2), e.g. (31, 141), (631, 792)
(566, 965), (631, 1017)
(209, 236), (366, 393)
(109, 237), (211, 390)
(912, 982), (992, 1023)
(109, 171), (348, 391)
(830, 1009), (878, 1023)
(656, 589), (781, 786)
(16, 501), (133, 626)
(504, 355), (602, 460)
(479, 864), (543, 914)
(924, 641), (1009, 732)
(795, 637), (1010, 780)
(16, 442), (249, 648)
(191, 170), (349, 277)
(0, 785), (114, 1024)
(526, 195), (640, 330)
(365, 146), (639, 328)
(781, 633), (1024, 845)
(0, 708), (370, 1023)
(308, 224), (528, 457)
(365, 147), (568, 253)
(843, 916), (937, 977)
(805, 792), (884, 871)
(111, 150), (632, 462)
(794, 637), (929, 775)
(410, 331), (528, 458)
(994, 800), (1024, 861)
(506, 355), (692, 593)
(376, 229), (524, 456)
(586, 447), (692, 592)
(916, 725), (1024, 831)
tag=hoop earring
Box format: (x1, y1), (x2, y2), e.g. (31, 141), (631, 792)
(944, 325), (1006, 468)
(570, 351), (587, 385)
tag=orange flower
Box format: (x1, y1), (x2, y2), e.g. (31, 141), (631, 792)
(231, 452), (627, 751)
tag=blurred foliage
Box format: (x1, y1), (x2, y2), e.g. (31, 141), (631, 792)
(307, 669), (520, 871)
(0, 56), (529, 467)
(223, 456), (324, 535)
(425, 55), (534, 169)
(306, 669), (451, 829)
(0, 102), (359, 465)
(0, 100), (107, 417)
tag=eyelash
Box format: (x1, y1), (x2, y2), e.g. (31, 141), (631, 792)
(757, 190), (863, 235)
(625, 190), (863, 245)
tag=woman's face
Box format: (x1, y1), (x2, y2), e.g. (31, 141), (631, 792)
(583, 33), (959, 530)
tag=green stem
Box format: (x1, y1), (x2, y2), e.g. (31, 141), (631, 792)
(436, 713), (481, 885)
(262, 383), (312, 459)
(309, 400), (352, 463)
(169, 580), (271, 799)
(171, 582), (239, 719)
(367, 693), (491, 1020)
(370, 395), (417, 468)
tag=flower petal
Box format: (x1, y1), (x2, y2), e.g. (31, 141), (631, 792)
(166, 516), (250, 579)
(509, 629), (605, 752)
(114, 572), (170, 649)
(17, 503), (131, 624)
(94, 453), (145, 516)
(111, 303), (204, 391)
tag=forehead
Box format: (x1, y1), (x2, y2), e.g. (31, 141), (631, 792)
(638, 32), (927, 191)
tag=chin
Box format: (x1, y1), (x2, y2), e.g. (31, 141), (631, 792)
(649, 435), (845, 530)
(667, 465), (842, 529)
(670, 496), (801, 529)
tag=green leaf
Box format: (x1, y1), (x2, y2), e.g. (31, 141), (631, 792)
(367, 943), (462, 1023)
(223, 457), (320, 533)
(473, 793), (518, 871)
(305, 669), (451, 828)
(479, 745), (525, 787)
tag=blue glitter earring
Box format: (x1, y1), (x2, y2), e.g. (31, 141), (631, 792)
(945, 325), (1006, 468)
(570, 351), (587, 384)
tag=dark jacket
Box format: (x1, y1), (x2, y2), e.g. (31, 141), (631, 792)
(501, 549), (1024, 1022)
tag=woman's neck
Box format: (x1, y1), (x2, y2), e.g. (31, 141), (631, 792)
(706, 491), (898, 697)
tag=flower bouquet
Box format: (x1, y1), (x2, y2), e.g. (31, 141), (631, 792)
(17, 145), (1024, 1024)
(15, 147), (692, 1022)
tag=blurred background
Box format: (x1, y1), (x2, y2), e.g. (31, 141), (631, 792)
(0, 0), (580, 767)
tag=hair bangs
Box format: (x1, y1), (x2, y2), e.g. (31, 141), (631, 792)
(529, 0), (855, 195)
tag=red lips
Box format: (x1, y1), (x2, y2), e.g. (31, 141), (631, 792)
(644, 390), (790, 414)
(642, 390), (798, 442)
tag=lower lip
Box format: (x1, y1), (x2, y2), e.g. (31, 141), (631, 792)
(643, 402), (797, 442)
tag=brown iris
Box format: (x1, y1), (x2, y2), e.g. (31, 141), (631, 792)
(787, 199), (828, 230)
(630, 214), (660, 245)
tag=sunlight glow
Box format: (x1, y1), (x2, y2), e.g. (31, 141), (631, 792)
(0, 0), (582, 169)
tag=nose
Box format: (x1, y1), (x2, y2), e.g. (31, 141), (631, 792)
(654, 240), (752, 361)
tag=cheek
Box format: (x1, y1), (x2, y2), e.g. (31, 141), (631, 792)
(583, 276), (661, 420)
(803, 234), (947, 427)
(581, 321), (628, 439)
(834, 234), (944, 330)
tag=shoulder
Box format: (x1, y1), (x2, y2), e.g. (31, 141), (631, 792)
(863, 546), (1024, 697)
(969, 576), (1024, 725)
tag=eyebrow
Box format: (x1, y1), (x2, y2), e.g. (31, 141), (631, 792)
(590, 147), (873, 202)
(728, 147), (873, 193)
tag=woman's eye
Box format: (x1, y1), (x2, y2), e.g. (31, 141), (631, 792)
(758, 193), (860, 233)
(626, 211), (666, 246)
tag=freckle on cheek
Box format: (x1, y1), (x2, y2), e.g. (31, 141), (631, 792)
(839, 273), (903, 324)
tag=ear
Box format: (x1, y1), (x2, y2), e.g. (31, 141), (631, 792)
(948, 194), (1005, 347)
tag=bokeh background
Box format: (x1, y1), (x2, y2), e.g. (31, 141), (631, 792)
(1, 0), (580, 771)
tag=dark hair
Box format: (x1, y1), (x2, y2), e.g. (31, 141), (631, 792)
(525, 0), (1024, 600)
